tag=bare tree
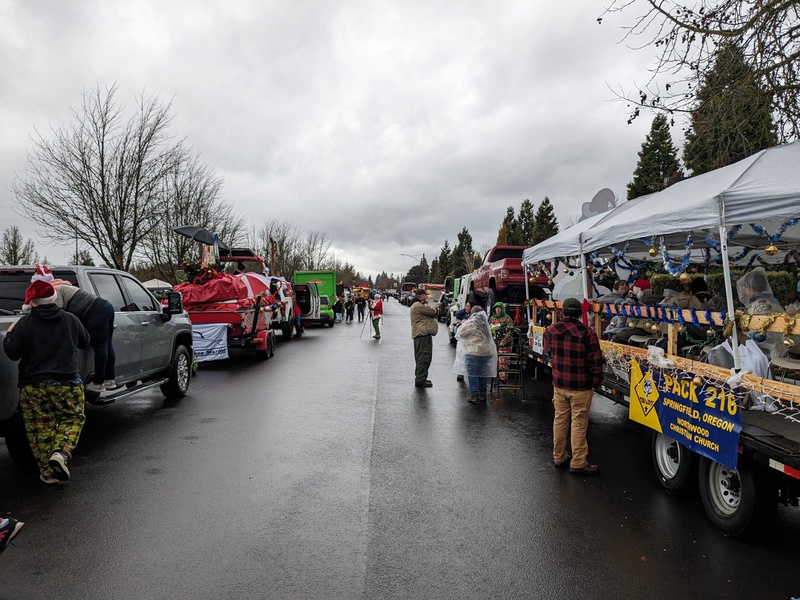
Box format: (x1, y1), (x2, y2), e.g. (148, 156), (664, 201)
(248, 220), (303, 278)
(12, 82), (187, 270)
(0, 226), (38, 265)
(602, 0), (800, 141)
(142, 156), (245, 282)
(298, 230), (332, 271)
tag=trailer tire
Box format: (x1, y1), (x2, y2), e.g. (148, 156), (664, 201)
(652, 431), (694, 496)
(256, 331), (276, 361)
(160, 344), (191, 399)
(3, 412), (36, 469)
(698, 456), (777, 537)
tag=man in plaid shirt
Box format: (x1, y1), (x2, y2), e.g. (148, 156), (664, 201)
(544, 298), (603, 475)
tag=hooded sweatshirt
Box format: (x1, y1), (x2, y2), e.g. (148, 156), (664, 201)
(3, 303), (90, 387)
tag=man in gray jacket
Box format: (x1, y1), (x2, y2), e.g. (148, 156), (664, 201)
(409, 289), (439, 388)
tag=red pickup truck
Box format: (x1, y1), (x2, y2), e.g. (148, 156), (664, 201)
(469, 246), (549, 313)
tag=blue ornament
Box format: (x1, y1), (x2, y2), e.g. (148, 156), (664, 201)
(714, 254), (723, 264)
(752, 332), (767, 343)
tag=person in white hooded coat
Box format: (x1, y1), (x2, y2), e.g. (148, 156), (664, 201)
(453, 306), (498, 403)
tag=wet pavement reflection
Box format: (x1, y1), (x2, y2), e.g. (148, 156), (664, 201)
(1, 299), (799, 599)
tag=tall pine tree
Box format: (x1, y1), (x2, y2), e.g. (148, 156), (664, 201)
(436, 240), (452, 281)
(627, 114), (682, 200)
(517, 199), (536, 244)
(452, 227), (475, 278)
(531, 197), (559, 246)
(683, 41), (777, 176)
(498, 206), (522, 245)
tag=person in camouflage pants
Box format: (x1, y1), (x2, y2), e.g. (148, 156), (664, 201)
(20, 382), (86, 481)
(3, 277), (89, 484)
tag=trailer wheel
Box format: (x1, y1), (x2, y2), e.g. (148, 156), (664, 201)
(652, 432), (694, 495)
(3, 412), (36, 469)
(698, 456), (777, 537)
(160, 344), (191, 399)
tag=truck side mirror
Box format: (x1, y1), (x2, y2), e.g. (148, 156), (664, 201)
(165, 291), (183, 314)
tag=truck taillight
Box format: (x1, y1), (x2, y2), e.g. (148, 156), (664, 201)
(500, 269), (508, 278)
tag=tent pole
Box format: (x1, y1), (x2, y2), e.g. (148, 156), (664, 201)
(523, 261), (532, 325)
(580, 251), (589, 300)
(719, 225), (741, 370)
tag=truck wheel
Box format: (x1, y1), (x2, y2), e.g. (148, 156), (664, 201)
(3, 412), (36, 469)
(160, 344), (191, 399)
(485, 289), (497, 312)
(652, 431), (694, 495)
(328, 320), (335, 328)
(698, 456), (777, 537)
(281, 322), (293, 340)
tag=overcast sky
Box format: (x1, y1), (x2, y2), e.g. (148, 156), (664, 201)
(1, 1), (671, 280)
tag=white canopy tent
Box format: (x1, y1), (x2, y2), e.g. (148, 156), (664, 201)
(522, 141), (800, 369)
(522, 212), (606, 265)
(142, 278), (174, 291)
(581, 141), (800, 254)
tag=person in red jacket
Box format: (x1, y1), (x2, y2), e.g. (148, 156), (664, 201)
(544, 297), (603, 475)
(369, 293), (383, 339)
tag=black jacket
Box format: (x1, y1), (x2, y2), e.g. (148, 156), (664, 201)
(3, 303), (90, 387)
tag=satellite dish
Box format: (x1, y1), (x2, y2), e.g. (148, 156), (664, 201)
(580, 188), (616, 221)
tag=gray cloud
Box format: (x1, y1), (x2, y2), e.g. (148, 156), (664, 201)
(1, 0), (665, 278)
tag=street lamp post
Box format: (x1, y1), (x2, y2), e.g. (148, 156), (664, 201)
(400, 253), (427, 283)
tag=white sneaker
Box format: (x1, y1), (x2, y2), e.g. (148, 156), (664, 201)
(85, 382), (105, 393)
(103, 380), (118, 390)
(40, 474), (59, 485)
(48, 452), (70, 481)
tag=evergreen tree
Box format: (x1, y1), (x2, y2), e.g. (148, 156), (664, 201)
(436, 240), (452, 281)
(627, 114), (683, 200)
(452, 227), (475, 278)
(683, 41), (777, 176)
(517, 199), (536, 243)
(531, 197), (559, 245)
(499, 206), (523, 245)
(429, 257), (442, 283)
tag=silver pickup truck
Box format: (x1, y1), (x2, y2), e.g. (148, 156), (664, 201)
(0, 266), (193, 464)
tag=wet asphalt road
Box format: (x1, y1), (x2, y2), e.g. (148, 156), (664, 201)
(1, 299), (800, 600)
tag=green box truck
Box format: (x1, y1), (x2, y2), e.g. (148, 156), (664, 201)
(294, 270), (337, 327)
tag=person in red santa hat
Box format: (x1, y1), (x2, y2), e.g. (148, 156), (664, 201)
(27, 264), (118, 394)
(3, 279), (90, 484)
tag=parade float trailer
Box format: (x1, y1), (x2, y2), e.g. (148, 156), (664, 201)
(177, 268), (277, 363)
(522, 142), (800, 537)
(172, 230), (279, 362)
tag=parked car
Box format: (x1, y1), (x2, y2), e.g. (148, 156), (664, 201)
(0, 265), (193, 466)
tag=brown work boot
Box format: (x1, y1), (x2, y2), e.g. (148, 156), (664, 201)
(569, 463), (600, 475)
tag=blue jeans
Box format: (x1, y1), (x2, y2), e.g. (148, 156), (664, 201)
(465, 354), (491, 397)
